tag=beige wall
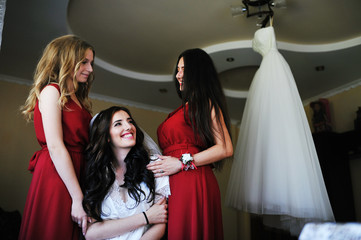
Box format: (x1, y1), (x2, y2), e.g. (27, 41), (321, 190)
(0, 81), (37, 215)
(304, 85), (361, 133)
(1, 79), (360, 239)
(327, 86), (361, 133)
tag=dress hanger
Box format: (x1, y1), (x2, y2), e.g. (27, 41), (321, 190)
(260, 13), (273, 28)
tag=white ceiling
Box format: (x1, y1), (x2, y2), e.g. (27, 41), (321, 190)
(1, 0), (361, 123)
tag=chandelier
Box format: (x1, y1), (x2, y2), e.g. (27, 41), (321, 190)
(231, 0), (286, 27)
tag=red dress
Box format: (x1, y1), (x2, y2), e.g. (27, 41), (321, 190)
(157, 106), (224, 240)
(19, 84), (92, 240)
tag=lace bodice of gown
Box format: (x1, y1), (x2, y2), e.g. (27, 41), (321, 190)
(252, 26), (277, 57)
(99, 174), (170, 240)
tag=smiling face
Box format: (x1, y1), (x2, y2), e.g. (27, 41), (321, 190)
(75, 48), (94, 83)
(109, 110), (136, 154)
(176, 57), (185, 91)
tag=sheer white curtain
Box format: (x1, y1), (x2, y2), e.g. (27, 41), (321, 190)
(0, 0), (6, 49)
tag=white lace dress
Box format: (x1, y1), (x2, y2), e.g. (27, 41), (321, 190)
(100, 173), (170, 240)
(226, 26), (334, 235)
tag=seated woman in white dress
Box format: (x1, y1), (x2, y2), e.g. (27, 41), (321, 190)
(83, 106), (170, 240)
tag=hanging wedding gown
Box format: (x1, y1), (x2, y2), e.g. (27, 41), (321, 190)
(226, 25), (335, 235)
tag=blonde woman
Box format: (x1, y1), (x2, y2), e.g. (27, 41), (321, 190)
(19, 35), (95, 239)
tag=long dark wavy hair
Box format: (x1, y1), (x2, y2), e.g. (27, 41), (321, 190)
(174, 48), (232, 170)
(83, 106), (155, 222)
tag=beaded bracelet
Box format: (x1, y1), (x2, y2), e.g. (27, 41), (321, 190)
(180, 153), (197, 171)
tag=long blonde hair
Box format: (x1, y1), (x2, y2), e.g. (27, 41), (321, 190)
(21, 35), (95, 121)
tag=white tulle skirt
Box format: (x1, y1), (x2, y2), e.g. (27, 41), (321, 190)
(226, 49), (335, 235)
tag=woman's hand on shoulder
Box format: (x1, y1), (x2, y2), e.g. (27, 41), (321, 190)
(146, 155), (182, 177)
(145, 197), (168, 224)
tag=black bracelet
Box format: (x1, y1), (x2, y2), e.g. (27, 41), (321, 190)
(142, 211), (149, 225)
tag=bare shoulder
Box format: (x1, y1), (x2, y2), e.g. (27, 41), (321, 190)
(39, 85), (61, 112)
(40, 84), (60, 98)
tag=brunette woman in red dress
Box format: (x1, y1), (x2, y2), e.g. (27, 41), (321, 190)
(19, 35), (95, 239)
(147, 48), (233, 240)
